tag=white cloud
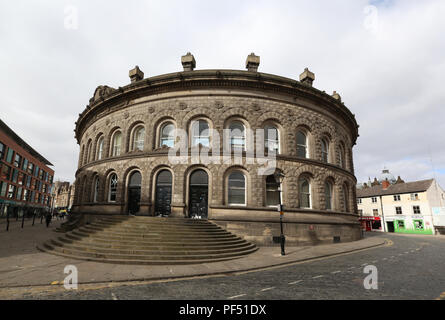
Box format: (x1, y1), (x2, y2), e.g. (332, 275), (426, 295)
(0, 0), (444, 188)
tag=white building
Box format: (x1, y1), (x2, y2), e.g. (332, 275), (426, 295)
(357, 174), (445, 235)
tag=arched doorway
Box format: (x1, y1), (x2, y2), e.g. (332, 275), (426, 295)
(154, 170), (172, 217)
(189, 169), (208, 219)
(128, 171), (141, 215)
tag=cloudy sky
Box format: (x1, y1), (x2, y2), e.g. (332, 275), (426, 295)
(1, 0), (444, 187)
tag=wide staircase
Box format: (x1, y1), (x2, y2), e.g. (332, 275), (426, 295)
(37, 216), (257, 265)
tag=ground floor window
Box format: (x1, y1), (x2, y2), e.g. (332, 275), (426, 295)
(413, 220), (424, 230)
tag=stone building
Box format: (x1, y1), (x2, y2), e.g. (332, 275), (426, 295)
(72, 53), (361, 245)
(51, 181), (75, 211)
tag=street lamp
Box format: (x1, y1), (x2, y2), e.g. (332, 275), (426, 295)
(274, 171), (286, 256)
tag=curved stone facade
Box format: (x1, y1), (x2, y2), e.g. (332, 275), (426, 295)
(72, 54), (360, 245)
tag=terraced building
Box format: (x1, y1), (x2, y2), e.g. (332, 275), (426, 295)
(71, 53), (361, 247)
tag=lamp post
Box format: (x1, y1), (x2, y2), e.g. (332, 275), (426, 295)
(274, 171), (286, 256)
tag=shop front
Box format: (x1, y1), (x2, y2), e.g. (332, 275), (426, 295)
(359, 216), (382, 232)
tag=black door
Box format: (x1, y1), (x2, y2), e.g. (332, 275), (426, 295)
(189, 170), (208, 219)
(128, 187), (141, 214)
(387, 221), (395, 233)
(154, 170), (172, 216)
(128, 172), (142, 215)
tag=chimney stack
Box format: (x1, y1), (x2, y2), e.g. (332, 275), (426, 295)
(299, 68), (315, 86)
(181, 52), (196, 71)
(246, 53), (260, 72)
(129, 66), (144, 83)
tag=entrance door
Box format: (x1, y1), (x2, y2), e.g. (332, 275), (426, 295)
(189, 170), (208, 219)
(154, 170), (172, 216)
(387, 221), (395, 233)
(128, 172), (141, 215)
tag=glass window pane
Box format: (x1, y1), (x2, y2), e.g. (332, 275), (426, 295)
(228, 172), (245, 205)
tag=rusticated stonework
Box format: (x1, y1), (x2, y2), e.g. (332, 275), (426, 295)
(72, 64), (361, 246)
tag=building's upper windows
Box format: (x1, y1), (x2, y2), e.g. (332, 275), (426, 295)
(228, 171), (246, 206)
(338, 144), (346, 169)
(357, 198), (362, 204)
(0, 142), (5, 160)
(23, 189), (29, 201)
(111, 131), (122, 157)
(395, 207), (402, 215)
(27, 162), (34, 175)
(393, 195), (401, 201)
(264, 125), (280, 153)
(296, 131), (308, 158)
(413, 206), (421, 214)
(18, 172), (25, 186)
(321, 138), (329, 163)
(0, 165), (11, 181)
(229, 121), (246, 150)
(97, 136), (104, 160)
(132, 126), (145, 151)
(410, 193), (419, 201)
(6, 148), (14, 163)
(16, 187), (22, 200)
(191, 120), (210, 147)
(34, 165), (39, 178)
(13, 154), (22, 168)
(371, 197), (378, 203)
(160, 123), (175, 148)
(11, 169), (18, 183)
(39, 169), (44, 180)
(22, 158), (28, 171)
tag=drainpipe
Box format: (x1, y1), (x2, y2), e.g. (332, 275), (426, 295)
(380, 195), (386, 232)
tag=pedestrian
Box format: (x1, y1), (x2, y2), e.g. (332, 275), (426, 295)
(45, 212), (52, 228)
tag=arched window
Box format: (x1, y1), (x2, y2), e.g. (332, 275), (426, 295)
(228, 171), (246, 205)
(133, 126), (145, 151)
(93, 176), (100, 202)
(296, 131), (308, 158)
(86, 141), (92, 164)
(229, 121), (246, 150)
(96, 136), (104, 161)
(343, 184), (349, 212)
(299, 177), (311, 209)
(265, 125), (280, 153)
(191, 120), (210, 147)
(321, 138), (329, 163)
(266, 174), (281, 207)
(111, 131), (122, 157)
(108, 173), (118, 202)
(339, 143), (346, 169)
(160, 123), (175, 147)
(325, 181), (333, 210)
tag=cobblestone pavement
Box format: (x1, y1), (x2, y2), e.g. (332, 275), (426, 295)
(13, 233), (445, 300)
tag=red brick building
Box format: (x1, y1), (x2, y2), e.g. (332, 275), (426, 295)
(0, 119), (54, 218)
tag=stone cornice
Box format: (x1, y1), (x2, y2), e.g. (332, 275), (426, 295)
(74, 70), (359, 145)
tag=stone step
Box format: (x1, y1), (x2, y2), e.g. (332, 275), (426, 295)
(48, 239), (256, 255)
(41, 242), (257, 261)
(73, 228), (237, 240)
(64, 233), (247, 247)
(83, 223), (226, 234)
(38, 215), (257, 265)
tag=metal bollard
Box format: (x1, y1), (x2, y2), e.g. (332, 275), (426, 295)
(21, 212), (25, 229)
(6, 211), (10, 232)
